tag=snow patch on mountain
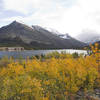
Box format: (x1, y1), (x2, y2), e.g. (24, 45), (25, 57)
(58, 33), (71, 39)
(45, 27), (62, 35)
(32, 25), (43, 31)
(45, 27), (72, 39)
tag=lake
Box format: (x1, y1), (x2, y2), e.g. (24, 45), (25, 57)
(0, 49), (87, 59)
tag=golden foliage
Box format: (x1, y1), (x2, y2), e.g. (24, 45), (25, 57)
(0, 45), (100, 100)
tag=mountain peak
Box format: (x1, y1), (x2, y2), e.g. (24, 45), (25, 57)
(8, 21), (33, 30)
(12, 20), (17, 23)
(10, 20), (22, 25)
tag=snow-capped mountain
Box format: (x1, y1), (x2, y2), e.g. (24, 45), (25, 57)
(76, 30), (100, 44)
(0, 21), (86, 49)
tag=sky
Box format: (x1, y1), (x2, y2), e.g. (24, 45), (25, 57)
(0, 0), (100, 36)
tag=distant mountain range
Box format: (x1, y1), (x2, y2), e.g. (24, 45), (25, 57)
(0, 21), (86, 49)
(76, 30), (100, 44)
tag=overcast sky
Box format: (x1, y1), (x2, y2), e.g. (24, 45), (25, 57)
(0, 0), (100, 36)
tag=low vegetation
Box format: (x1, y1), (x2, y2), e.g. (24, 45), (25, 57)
(0, 43), (100, 100)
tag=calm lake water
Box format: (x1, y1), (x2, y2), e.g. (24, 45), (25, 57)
(0, 49), (87, 59)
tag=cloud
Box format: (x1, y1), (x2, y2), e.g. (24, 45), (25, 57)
(3, 0), (36, 14)
(1, 0), (100, 36)
(0, 0), (3, 8)
(3, 0), (66, 14)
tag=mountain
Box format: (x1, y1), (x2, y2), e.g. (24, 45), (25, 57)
(0, 21), (86, 49)
(76, 30), (100, 44)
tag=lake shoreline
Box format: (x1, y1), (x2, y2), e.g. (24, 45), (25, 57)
(0, 49), (87, 59)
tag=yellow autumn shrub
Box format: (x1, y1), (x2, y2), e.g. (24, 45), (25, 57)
(0, 44), (99, 100)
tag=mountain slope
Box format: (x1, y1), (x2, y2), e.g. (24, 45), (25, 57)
(0, 21), (86, 49)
